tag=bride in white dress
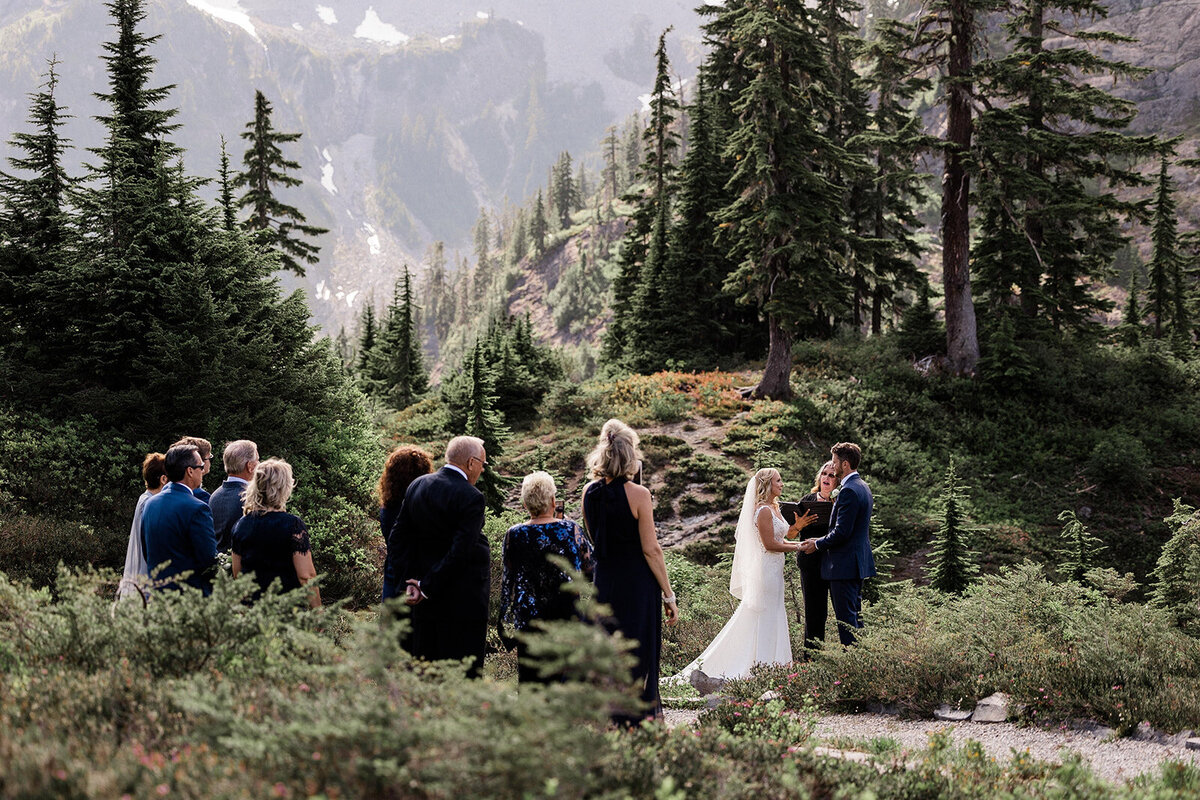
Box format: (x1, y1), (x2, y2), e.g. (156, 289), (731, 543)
(679, 468), (817, 680)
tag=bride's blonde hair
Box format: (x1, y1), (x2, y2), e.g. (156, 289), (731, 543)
(753, 467), (780, 509)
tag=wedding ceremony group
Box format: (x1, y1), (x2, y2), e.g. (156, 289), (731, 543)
(121, 416), (875, 726)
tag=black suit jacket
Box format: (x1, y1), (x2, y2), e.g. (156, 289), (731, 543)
(209, 479), (247, 552)
(392, 466), (490, 620)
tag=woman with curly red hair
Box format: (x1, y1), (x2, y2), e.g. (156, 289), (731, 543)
(378, 445), (434, 601)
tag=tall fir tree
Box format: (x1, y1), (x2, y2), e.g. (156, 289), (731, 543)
(857, 20), (936, 334)
(971, 0), (1155, 334)
(0, 58), (74, 385)
(217, 135), (237, 232)
(354, 301), (379, 381)
(443, 340), (511, 512)
(1148, 152), (1181, 341)
(605, 28), (680, 370)
(530, 190), (548, 258)
(235, 89), (328, 276)
(366, 267), (428, 410)
(708, 0), (845, 399)
(1119, 271), (1143, 347)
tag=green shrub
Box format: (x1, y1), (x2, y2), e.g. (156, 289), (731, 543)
(1087, 430), (1151, 490)
(698, 696), (816, 743)
(0, 514), (115, 589)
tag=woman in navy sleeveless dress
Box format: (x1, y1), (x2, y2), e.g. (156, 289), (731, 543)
(582, 419), (678, 726)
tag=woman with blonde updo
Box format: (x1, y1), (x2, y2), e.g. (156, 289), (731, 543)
(582, 419), (676, 725)
(677, 467), (816, 682)
(231, 458), (321, 607)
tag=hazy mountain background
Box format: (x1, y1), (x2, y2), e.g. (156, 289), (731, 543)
(0, 0), (703, 331)
(1, 0), (1199, 339)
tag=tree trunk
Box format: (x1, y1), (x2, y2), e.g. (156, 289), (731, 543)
(942, 0), (980, 376)
(754, 312), (794, 400)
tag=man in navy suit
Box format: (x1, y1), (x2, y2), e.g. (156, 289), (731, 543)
(209, 439), (259, 552)
(396, 435), (490, 677)
(141, 444), (219, 594)
(800, 442), (876, 645)
(171, 436), (214, 503)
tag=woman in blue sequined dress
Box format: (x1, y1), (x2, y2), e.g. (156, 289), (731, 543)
(499, 471), (595, 683)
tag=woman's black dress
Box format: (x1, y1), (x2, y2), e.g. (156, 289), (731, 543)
(498, 519), (595, 683)
(583, 477), (662, 725)
(231, 511), (311, 598)
(797, 492), (830, 654)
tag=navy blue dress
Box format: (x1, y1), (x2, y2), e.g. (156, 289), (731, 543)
(583, 478), (662, 724)
(499, 519), (595, 682)
(231, 511), (311, 597)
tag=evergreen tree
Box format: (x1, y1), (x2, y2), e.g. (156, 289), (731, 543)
(972, 0), (1155, 334)
(423, 241), (451, 346)
(472, 209), (493, 300)
(551, 151), (578, 228)
(896, 281), (944, 358)
(510, 208), (528, 264)
(601, 125), (620, 204)
(0, 58), (74, 381)
(604, 28), (680, 371)
(366, 268), (428, 410)
(548, 250), (607, 334)
(217, 135), (237, 232)
(856, 19), (936, 334)
(1056, 509), (1105, 583)
(710, 0), (845, 399)
(1148, 152), (1183, 341)
(443, 340), (511, 512)
(914, 0), (999, 374)
(1119, 271), (1143, 347)
(926, 460), (979, 595)
(1149, 500), (1200, 630)
(354, 301), (379, 383)
(235, 89), (327, 276)
(530, 190), (548, 257)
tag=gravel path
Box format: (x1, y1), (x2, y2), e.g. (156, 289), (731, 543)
(662, 708), (1200, 783)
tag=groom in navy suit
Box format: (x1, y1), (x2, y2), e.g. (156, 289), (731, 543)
(142, 444), (219, 594)
(800, 442), (875, 645)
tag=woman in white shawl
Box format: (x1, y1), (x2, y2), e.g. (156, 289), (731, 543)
(679, 468), (816, 680)
(115, 452), (168, 600)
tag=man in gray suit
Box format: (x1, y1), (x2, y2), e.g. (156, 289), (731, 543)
(209, 440), (259, 552)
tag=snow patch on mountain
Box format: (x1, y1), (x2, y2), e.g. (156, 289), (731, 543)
(185, 0), (260, 43)
(355, 8), (409, 46)
(315, 5), (337, 25)
(362, 222), (382, 256)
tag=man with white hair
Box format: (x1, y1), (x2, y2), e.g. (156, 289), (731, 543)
(209, 440), (259, 552)
(393, 435), (490, 677)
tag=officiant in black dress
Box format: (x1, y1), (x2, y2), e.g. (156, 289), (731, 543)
(796, 461), (837, 655)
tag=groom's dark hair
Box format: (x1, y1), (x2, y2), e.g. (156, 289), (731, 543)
(831, 442), (861, 470)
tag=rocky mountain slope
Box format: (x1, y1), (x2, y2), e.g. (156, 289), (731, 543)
(0, 0), (702, 331)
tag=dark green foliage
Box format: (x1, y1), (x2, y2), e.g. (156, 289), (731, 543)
(1149, 502), (1200, 630)
(710, 0), (849, 398)
(1119, 271), (1143, 347)
(896, 281), (944, 359)
(216, 135), (236, 232)
(442, 340), (513, 512)
(530, 190), (547, 257)
(972, 0), (1155, 335)
(1056, 509), (1106, 583)
(978, 313), (1037, 388)
(604, 28), (680, 371)
(731, 564), (1200, 735)
(354, 301), (378, 378)
(1086, 429), (1150, 491)
(0, 58), (74, 382)
(926, 460), (979, 594)
(361, 267), (429, 410)
(550, 151), (578, 228)
(234, 89), (328, 277)
(0, 1), (379, 602)
(547, 250), (607, 333)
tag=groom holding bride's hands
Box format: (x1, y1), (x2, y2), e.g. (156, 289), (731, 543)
(798, 442), (876, 645)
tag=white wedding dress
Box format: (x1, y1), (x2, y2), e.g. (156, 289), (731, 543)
(678, 488), (792, 681)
